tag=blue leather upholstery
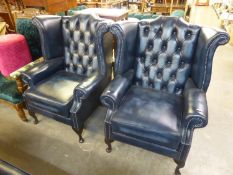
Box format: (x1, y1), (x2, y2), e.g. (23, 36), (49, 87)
(22, 14), (113, 142)
(111, 86), (182, 149)
(101, 16), (229, 174)
(135, 18), (200, 95)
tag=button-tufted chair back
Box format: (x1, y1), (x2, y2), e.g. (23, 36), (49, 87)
(62, 14), (103, 76)
(135, 17), (201, 95)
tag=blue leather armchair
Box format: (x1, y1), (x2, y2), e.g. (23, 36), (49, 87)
(22, 14), (113, 142)
(101, 16), (229, 174)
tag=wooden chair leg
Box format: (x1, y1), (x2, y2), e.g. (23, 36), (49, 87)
(72, 127), (84, 143)
(105, 138), (113, 153)
(174, 159), (185, 175)
(28, 110), (39, 124)
(15, 103), (28, 122)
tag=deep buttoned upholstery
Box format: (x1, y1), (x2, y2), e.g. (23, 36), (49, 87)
(135, 18), (200, 95)
(101, 16), (229, 174)
(22, 14), (113, 142)
(63, 16), (100, 76)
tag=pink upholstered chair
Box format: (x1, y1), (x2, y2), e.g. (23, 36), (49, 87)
(0, 34), (32, 122)
(0, 34), (32, 76)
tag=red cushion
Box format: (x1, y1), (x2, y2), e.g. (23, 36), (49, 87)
(0, 34), (32, 76)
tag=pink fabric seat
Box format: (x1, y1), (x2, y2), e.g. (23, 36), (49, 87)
(0, 34), (32, 76)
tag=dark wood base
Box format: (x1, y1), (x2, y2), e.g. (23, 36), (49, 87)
(105, 138), (113, 153)
(15, 103), (28, 122)
(28, 110), (39, 124)
(72, 127), (84, 143)
(174, 159), (185, 175)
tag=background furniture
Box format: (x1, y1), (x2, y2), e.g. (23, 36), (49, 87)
(77, 0), (128, 8)
(22, 0), (77, 14)
(0, 0), (16, 32)
(76, 8), (129, 21)
(128, 12), (159, 19)
(0, 34), (32, 122)
(22, 14), (113, 142)
(0, 34), (31, 76)
(16, 18), (42, 60)
(101, 16), (229, 175)
(0, 73), (26, 121)
(150, 0), (187, 14)
(0, 22), (7, 35)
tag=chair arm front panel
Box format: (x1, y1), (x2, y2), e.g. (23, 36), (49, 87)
(192, 28), (229, 91)
(181, 86), (208, 144)
(101, 70), (134, 111)
(32, 15), (64, 60)
(21, 57), (65, 86)
(71, 72), (106, 129)
(110, 21), (139, 75)
(74, 72), (104, 100)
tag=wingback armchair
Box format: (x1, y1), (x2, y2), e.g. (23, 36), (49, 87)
(101, 17), (229, 174)
(22, 14), (113, 142)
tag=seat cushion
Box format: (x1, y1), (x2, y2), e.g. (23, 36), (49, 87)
(24, 70), (85, 117)
(111, 86), (183, 149)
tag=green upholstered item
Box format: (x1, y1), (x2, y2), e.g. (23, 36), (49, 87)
(57, 12), (66, 16)
(171, 10), (185, 17)
(0, 73), (22, 104)
(68, 5), (87, 15)
(128, 13), (159, 20)
(16, 18), (42, 61)
(68, 10), (75, 15)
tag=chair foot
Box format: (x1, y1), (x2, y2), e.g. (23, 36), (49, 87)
(29, 111), (39, 124)
(15, 104), (28, 122)
(72, 127), (84, 143)
(105, 138), (113, 153)
(174, 159), (185, 175)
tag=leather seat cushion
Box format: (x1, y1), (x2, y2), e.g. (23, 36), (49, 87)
(111, 86), (183, 149)
(24, 70), (85, 117)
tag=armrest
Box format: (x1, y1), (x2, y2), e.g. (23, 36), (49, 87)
(100, 70), (134, 110)
(32, 15), (64, 60)
(183, 80), (208, 130)
(192, 27), (229, 91)
(21, 57), (64, 86)
(110, 21), (138, 75)
(74, 72), (104, 100)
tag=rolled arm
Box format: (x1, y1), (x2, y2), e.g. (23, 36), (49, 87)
(21, 57), (64, 86)
(74, 72), (104, 100)
(183, 82), (208, 130)
(100, 70), (134, 110)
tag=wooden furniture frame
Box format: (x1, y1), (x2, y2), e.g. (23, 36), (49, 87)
(0, 0), (16, 32)
(22, 0), (77, 14)
(150, 0), (187, 15)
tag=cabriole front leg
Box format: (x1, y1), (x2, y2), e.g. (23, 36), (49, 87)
(28, 110), (39, 124)
(105, 137), (113, 153)
(72, 127), (84, 143)
(174, 159), (185, 175)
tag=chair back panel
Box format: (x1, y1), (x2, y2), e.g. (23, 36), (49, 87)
(62, 14), (102, 76)
(135, 17), (200, 95)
